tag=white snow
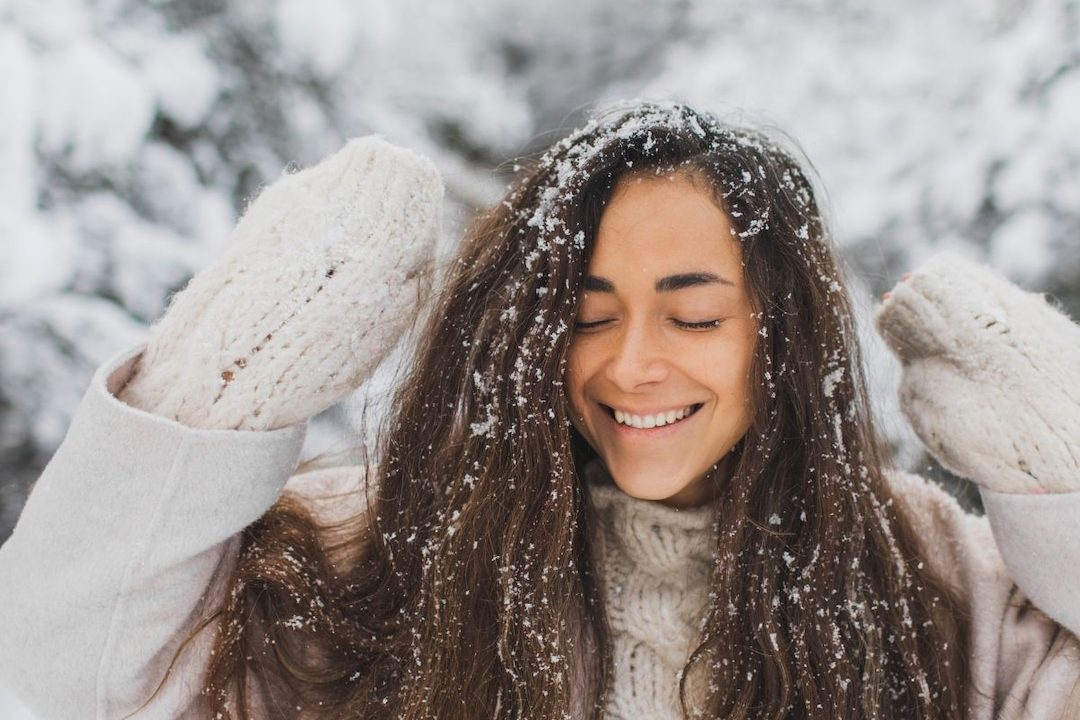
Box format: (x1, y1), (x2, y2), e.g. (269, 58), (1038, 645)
(0, 29), (37, 211)
(1, 0), (1078, 573)
(990, 211), (1056, 284)
(274, 0), (361, 79)
(37, 39), (156, 171)
(140, 35), (220, 129)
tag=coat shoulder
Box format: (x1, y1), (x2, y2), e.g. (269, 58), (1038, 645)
(283, 463), (372, 526)
(883, 469), (1009, 593)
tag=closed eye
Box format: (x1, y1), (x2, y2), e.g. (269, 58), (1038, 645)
(672, 318), (724, 330)
(572, 318), (724, 331)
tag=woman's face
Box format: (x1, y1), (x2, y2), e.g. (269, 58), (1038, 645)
(565, 173), (759, 508)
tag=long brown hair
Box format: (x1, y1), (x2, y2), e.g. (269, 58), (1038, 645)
(166, 101), (980, 718)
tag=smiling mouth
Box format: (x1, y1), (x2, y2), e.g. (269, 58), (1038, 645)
(600, 402), (704, 429)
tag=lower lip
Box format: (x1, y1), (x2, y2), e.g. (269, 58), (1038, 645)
(604, 404), (704, 438)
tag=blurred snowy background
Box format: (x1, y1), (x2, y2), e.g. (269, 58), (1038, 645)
(1, 0), (1078, 711)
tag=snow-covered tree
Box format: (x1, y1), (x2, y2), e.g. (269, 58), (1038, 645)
(2, 0), (1077, 542)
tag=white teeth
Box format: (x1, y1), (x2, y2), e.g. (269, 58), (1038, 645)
(612, 404), (696, 428)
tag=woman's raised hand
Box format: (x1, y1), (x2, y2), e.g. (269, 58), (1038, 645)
(118, 137), (443, 431)
(874, 252), (1080, 494)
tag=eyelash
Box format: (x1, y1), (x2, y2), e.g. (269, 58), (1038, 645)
(573, 318), (723, 331)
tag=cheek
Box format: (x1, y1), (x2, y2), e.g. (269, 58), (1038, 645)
(564, 337), (601, 384)
(563, 341), (608, 439)
(692, 337), (756, 404)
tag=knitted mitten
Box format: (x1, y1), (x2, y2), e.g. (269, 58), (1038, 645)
(874, 251), (1080, 494)
(117, 137), (443, 431)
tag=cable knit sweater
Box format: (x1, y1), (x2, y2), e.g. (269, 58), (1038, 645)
(2, 344), (1078, 720)
(1, 138), (1079, 719)
(585, 460), (716, 719)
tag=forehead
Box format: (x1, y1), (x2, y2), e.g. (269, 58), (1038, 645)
(589, 173), (742, 279)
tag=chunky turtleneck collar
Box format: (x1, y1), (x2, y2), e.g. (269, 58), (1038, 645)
(584, 458), (717, 575)
(583, 458), (717, 719)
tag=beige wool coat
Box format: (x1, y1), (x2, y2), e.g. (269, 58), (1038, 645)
(0, 340), (1077, 719)
(0, 136), (1078, 718)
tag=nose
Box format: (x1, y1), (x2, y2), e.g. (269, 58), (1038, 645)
(604, 321), (670, 390)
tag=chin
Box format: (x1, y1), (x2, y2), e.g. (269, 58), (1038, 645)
(608, 467), (695, 502)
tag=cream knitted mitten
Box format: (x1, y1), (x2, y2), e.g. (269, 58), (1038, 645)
(874, 251), (1080, 494)
(117, 137), (443, 431)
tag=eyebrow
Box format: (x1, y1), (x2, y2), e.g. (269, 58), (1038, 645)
(583, 272), (735, 293)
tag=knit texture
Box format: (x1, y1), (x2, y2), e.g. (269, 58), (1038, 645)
(582, 461), (1080, 720)
(117, 136), (443, 431)
(5, 131), (1079, 716)
(875, 251), (1080, 494)
(585, 459), (716, 720)
(6, 354), (1078, 720)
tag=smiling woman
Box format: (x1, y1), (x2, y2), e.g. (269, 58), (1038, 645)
(1, 101), (1078, 720)
(566, 174), (759, 508)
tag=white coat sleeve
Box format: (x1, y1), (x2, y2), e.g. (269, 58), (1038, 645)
(889, 471), (1080, 719)
(0, 343), (306, 720)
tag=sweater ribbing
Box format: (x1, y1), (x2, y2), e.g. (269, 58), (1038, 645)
(585, 459), (716, 719)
